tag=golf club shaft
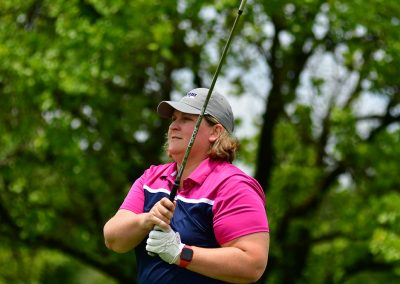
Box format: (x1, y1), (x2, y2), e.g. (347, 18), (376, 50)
(169, 0), (248, 201)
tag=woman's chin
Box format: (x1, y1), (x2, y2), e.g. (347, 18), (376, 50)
(167, 149), (183, 160)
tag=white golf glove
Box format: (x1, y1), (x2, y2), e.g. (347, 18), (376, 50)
(146, 226), (185, 264)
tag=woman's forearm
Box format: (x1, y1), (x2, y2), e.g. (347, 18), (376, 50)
(180, 233), (269, 283)
(103, 210), (152, 253)
(104, 199), (176, 253)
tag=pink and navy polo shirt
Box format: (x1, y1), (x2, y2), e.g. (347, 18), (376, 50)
(120, 158), (269, 284)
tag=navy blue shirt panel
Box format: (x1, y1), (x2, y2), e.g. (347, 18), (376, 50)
(136, 188), (226, 283)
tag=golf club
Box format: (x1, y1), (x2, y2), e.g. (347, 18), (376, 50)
(147, 1), (248, 256)
(169, 0), (248, 201)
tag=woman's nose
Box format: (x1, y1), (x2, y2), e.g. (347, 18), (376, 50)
(169, 120), (179, 130)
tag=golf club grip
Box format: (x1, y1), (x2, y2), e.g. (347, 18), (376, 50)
(169, 180), (180, 201)
(148, 183), (178, 257)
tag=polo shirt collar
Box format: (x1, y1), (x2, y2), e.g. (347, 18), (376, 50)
(161, 158), (221, 187)
(188, 158), (220, 185)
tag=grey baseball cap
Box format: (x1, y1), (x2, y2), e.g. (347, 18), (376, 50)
(157, 88), (234, 133)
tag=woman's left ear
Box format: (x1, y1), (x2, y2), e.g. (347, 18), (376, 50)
(209, 124), (223, 143)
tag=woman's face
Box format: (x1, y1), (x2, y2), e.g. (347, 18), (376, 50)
(167, 110), (220, 162)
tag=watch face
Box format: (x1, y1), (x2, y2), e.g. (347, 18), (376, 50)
(181, 247), (193, 261)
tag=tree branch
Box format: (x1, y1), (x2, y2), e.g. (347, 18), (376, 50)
(366, 96), (400, 141)
(276, 162), (346, 240)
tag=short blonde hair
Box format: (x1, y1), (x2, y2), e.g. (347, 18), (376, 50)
(204, 116), (239, 163)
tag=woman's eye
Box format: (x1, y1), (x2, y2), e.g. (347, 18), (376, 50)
(170, 114), (195, 122)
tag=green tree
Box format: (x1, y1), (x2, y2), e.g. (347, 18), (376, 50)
(0, 0), (206, 282)
(238, 0), (400, 283)
(1, 0), (399, 284)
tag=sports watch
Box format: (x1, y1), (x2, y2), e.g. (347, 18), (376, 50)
(179, 245), (193, 268)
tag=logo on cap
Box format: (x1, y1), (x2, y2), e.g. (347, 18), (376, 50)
(186, 92), (197, 98)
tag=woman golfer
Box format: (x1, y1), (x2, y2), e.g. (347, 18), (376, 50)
(104, 88), (269, 283)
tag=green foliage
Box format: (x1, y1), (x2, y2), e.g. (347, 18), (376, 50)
(1, 0), (399, 283)
(0, 246), (115, 284)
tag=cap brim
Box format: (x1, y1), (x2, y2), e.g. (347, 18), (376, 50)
(157, 101), (202, 118)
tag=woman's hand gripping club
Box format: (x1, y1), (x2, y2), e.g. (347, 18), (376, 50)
(146, 197), (179, 257)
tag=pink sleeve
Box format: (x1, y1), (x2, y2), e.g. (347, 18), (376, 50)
(213, 178), (269, 244)
(119, 174), (145, 214)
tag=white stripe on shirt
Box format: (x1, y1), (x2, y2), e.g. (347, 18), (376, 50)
(143, 184), (214, 205)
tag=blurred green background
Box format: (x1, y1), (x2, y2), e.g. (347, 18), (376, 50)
(1, 0), (399, 283)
